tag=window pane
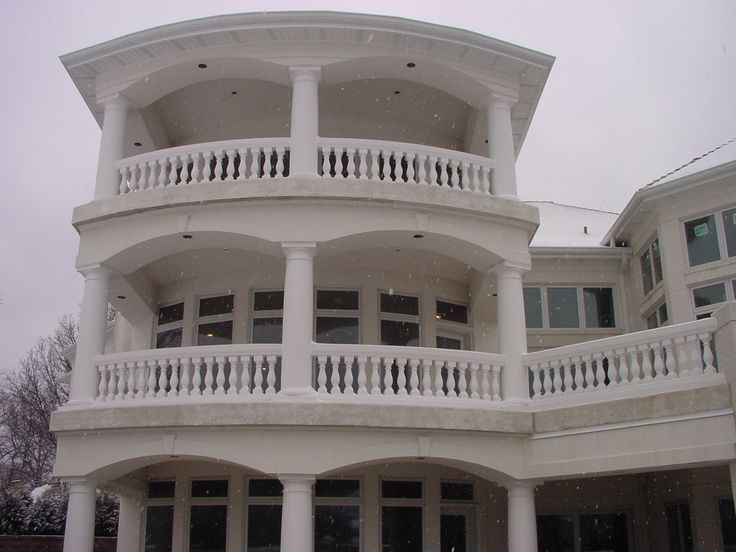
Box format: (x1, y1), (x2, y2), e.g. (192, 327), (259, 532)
(651, 239), (664, 283)
(199, 295), (234, 317)
(189, 505), (227, 552)
(583, 288), (615, 328)
(316, 479), (360, 498)
(145, 505), (174, 552)
(247, 505), (281, 552)
(580, 513), (629, 552)
(685, 215), (720, 266)
(436, 335), (463, 350)
(666, 503), (693, 552)
(523, 288), (543, 329)
(693, 282), (727, 308)
(719, 499), (736, 550)
(248, 479), (282, 497)
(382, 506), (422, 552)
(148, 481), (175, 499)
(158, 303), (184, 325)
(317, 290), (359, 310)
(380, 293), (419, 316)
(436, 301), (468, 324)
(724, 208), (736, 258)
(441, 514), (467, 552)
(197, 321), (233, 346)
(440, 482), (473, 501)
(315, 505), (360, 552)
(254, 291), (284, 311)
(537, 514), (574, 552)
(316, 317), (359, 344)
(547, 288), (579, 328)
(382, 480), (422, 499)
(380, 320), (420, 347)
(646, 312), (658, 329)
(156, 328), (182, 349)
(658, 303), (669, 324)
(640, 249), (654, 295)
(253, 317), (283, 343)
(191, 480), (228, 498)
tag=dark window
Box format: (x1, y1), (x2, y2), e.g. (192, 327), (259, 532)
(647, 312), (658, 330)
(199, 295), (234, 317)
(316, 317), (359, 344)
(524, 288), (543, 329)
(315, 505), (360, 552)
(547, 288), (579, 328)
(253, 317), (283, 343)
(145, 505), (174, 552)
(148, 481), (175, 499)
(382, 480), (422, 499)
(718, 498), (736, 551)
(685, 215), (720, 266)
(583, 288), (615, 328)
(380, 293), (419, 316)
(579, 513), (629, 552)
(651, 239), (664, 282)
(380, 320), (420, 347)
(436, 335), (463, 350)
(659, 303), (669, 324)
(641, 249), (654, 294)
(189, 505), (227, 552)
(316, 479), (360, 498)
(724, 208), (736, 258)
(156, 328), (182, 349)
(248, 479), (282, 497)
(158, 303), (184, 325)
(254, 291), (284, 311)
(537, 514), (574, 552)
(197, 321), (233, 346)
(191, 479), (228, 498)
(382, 506), (422, 552)
(440, 482), (473, 501)
(436, 300), (468, 324)
(666, 502), (693, 552)
(441, 514), (467, 552)
(247, 505), (281, 552)
(317, 290), (359, 310)
(693, 282), (727, 308)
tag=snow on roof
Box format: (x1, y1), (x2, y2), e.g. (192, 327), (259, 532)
(526, 201), (619, 248)
(645, 137), (736, 188)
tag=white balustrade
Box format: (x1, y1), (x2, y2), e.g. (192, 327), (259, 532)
(116, 138), (291, 194)
(311, 344), (504, 402)
(94, 345), (281, 402)
(318, 138), (494, 195)
(524, 318), (719, 399)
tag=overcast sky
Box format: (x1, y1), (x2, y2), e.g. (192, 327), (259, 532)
(0, 0), (734, 373)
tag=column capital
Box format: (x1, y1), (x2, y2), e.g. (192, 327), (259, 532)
(501, 479), (543, 494)
(289, 65), (322, 84)
(77, 263), (114, 279)
(483, 91), (518, 110)
(489, 260), (530, 276)
(282, 242), (317, 259)
(279, 475), (316, 492)
(61, 477), (99, 492)
(97, 93), (133, 111)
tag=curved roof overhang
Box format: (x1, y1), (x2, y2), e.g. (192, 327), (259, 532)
(61, 11), (554, 156)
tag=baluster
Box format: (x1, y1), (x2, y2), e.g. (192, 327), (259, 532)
(189, 152), (201, 183)
(357, 356), (368, 394)
(664, 340), (677, 378)
(126, 362), (137, 399)
(168, 358), (180, 397)
(701, 333), (716, 375)
(356, 149), (367, 179)
(320, 147), (331, 177)
(675, 337), (689, 377)
(343, 356), (355, 395)
(115, 363), (126, 400)
(192, 358), (203, 396)
(317, 356), (328, 394)
(480, 365), (491, 400)
(434, 360), (445, 397)
(387, 151), (398, 181)
(135, 360), (147, 399)
(224, 150), (235, 180)
(214, 356), (226, 396)
(457, 362), (468, 399)
(249, 147), (260, 178)
(136, 163), (147, 190)
(226, 356), (238, 396)
(491, 365), (502, 401)
(370, 356), (382, 395)
(467, 164), (478, 193)
(156, 359), (168, 398)
(264, 147), (276, 178)
(593, 352), (605, 389)
(201, 357), (214, 396)
(266, 355), (277, 394)
(154, 158), (165, 188)
(127, 165), (138, 192)
(417, 154), (428, 185)
(382, 357), (394, 396)
(561, 358), (574, 393)
(468, 363), (480, 399)
(330, 356), (341, 395)
(604, 350), (618, 386)
(143, 360), (156, 399)
(118, 167), (128, 194)
(421, 360), (433, 397)
(439, 159), (450, 187)
(395, 358), (407, 396)
(652, 343), (665, 379)
(582, 355), (595, 390)
(346, 148), (356, 179)
(145, 161), (156, 189)
(239, 356), (252, 395)
(542, 362), (553, 397)
(370, 149), (381, 181)
(530, 366), (542, 399)
(481, 166), (492, 194)
(182, 154), (193, 184)
(639, 345), (653, 381)
(252, 356), (264, 394)
(213, 149), (224, 180)
(616, 349), (629, 384)
(550, 360), (562, 395)
(275, 147), (285, 177)
(572, 357), (584, 391)
(450, 160), (460, 188)
(686, 335), (703, 375)
(98, 366), (108, 401)
(179, 358), (191, 397)
(628, 347), (642, 383)
(199, 151), (211, 181)
(445, 361), (457, 398)
(106, 363), (118, 400)
(409, 358), (420, 396)
(406, 152), (416, 183)
(237, 148), (248, 180)
(458, 161), (470, 190)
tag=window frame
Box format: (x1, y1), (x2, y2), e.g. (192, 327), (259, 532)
(314, 288), (361, 344)
(435, 299), (472, 350)
(380, 478), (425, 552)
(691, 276), (736, 318)
(524, 285), (618, 331)
(536, 508), (634, 552)
(250, 288), (284, 344)
(639, 236), (664, 296)
(378, 290), (422, 347)
(187, 477), (230, 552)
(313, 478), (362, 552)
(645, 301), (669, 329)
(143, 479), (176, 552)
(153, 301), (185, 349)
(195, 292), (235, 346)
(683, 205), (736, 268)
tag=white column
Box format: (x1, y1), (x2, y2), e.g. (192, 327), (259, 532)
(289, 66), (321, 177)
(280, 242), (317, 395)
(94, 94), (131, 200)
(279, 476), (315, 552)
(63, 479), (97, 552)
(492, 261), (529, 402)
(116, 491), (144, 552)
(486, 93), (518, 198)
(69, 264), (111, 404)
(505, 481), (538, 552)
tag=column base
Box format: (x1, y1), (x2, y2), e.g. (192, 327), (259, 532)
(280, 387), (318, 397)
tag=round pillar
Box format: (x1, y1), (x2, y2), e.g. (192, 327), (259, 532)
(289, 66), (321, 177)
(280, 242), (317, 394)
(95, 94), (131, 200)
(63, 480), (97, 552)
(279, 476), (315, 552)
(116, 491), (144, 552)
(486, 94), (518, 198)
(69, 264), (111, 404)
(505, 481), (539, 552)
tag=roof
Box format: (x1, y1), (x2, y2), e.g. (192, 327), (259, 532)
(527, 201), (619, 248)
(645, 137), (736, 187)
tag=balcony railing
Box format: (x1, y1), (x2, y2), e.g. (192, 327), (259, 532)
(113, 137), (495, 197)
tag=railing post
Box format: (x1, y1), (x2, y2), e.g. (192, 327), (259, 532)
(62, 479), (97, 552)
(713, 302), (736, 398)
(289, 66), (322, 177)
(281, 242), (317, 395)
(503, 480), (540, 552)
(94, 94), (131, 199)
(485, 92), (518, 198)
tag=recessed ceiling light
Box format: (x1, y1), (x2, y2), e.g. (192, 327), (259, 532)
(407, 62), (416, 68)
(198, 63), (208, 69)
(394, 90), (400, 95)
(117, 295), (126, 300)
(133, 142), (142, 147)
(182, 234), (193, 239)
(413, 234), (424, 239)
(231, 91), (237, 95)
(484, 139), (488, 144)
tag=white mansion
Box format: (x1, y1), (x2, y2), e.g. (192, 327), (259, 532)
(53, 12), (736, 552)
